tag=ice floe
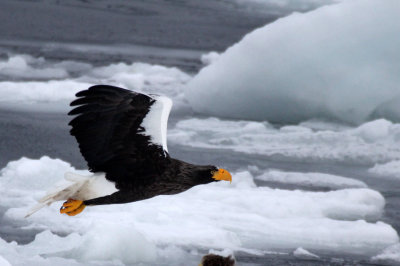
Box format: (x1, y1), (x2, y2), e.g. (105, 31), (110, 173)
(168, 118), (400, 164)
(0, 157), (398, 265)
(231, 0), (338, 15)
(293, 247), (319, 259)
(372, 243), (400, 264)
(256, 170), (367, 190)
(369, 161), (400, 180)
(0, 54), (69, 80)
(186, 0), (400, 124)
(0, 255), (11, 266)
(0, 54), (191, 113)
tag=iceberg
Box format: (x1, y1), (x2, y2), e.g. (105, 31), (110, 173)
(186, 0), (400, 124)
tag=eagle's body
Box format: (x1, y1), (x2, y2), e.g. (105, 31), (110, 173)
(27, 85), (231, 217)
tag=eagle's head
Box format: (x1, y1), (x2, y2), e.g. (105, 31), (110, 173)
(211, 168), (232, 183)
(194, 165), (232, 184)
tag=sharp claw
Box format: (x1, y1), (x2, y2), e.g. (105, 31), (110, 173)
(62, 201), (75, 208)
(59, 199), (85, 215)
(66, 204), (86, 216)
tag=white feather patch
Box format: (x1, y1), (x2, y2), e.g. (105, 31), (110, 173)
(26, 172), (118, 217)
(140, 95), (173, 152)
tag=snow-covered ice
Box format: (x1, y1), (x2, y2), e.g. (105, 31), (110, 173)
(372, 243), (400, 264)
(231, 0), (338, 15)
(369, 161), (400, 180)
(256, 170), (367, 190)
(0, 80), (90, 112)
(293, 247), (319, 259)
(1, 1), (400, 264)
(0, 157), (398, 265)
(0, 54), (191, 113)
(0, 255), (11, 266)
(186, 0), (400, 124)
(0, 54), (69, 80)
(200, 51), (220, 66)
(168, 118), (400, 165)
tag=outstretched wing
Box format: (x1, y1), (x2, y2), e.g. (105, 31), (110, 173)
(68, 85), (173, 186)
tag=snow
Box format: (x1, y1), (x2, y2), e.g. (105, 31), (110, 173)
(0, 54), (190, 113)
(372, 243), (400, 264)
(369, 161), (400, 180)
(256, 170), (367, 190)
(293, 247), (319, 259)
(231, 0), (338, 15)
(168, 118), (400, 164)
(89, 62), (191, 102)
(0, 157), (399, 265)
(67, 224), (157, 264)
(0, 255), (11, 266)
(0, 80), (90, 112)
(207, 248), (235, 258)
(186, 0), (400, 125)
(200, 51), (220, 66)
(0, 54), (69, 80)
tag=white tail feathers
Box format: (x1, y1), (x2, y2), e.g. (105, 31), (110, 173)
(25, 172), (90, 218)
(25, 172), (117, 218)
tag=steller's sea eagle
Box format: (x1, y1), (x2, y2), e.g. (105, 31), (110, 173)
(26, 85), (231, 217)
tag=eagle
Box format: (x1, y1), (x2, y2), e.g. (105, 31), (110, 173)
(26, 85), (231, 217)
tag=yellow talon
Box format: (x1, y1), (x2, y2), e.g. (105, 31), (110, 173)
(66, 203), (86, 216)
(60, 199), (85, 216)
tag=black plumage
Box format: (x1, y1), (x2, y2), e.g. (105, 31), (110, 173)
(68, 85), (230, 207)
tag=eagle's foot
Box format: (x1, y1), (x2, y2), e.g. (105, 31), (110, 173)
(60, 199), (85, 216)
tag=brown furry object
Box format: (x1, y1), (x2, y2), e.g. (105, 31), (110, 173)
(200, 254), (235, 266)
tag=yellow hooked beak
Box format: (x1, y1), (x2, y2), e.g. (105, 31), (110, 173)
(212, 168), (232, 183)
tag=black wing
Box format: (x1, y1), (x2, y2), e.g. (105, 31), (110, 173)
(68, 85), (172, 187)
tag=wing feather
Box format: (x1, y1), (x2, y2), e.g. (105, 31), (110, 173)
(68, 85), (172, 187)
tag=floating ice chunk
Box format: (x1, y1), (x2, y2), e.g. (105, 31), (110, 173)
(293, 247), (319, 259)
(201, 51), (220, 65)
(0, 55), (68, 80)
(1, 157), (399, 264)
(0, 54), (191, 113)
(0, 80), (90, 112)
(371, 243), (400, 264)
(256, 170), (367, 190)
(232, 0), (337, 14)
(89, 62), (191, 99)
(66, 224), (157, 264)
(368, 161), (400, 180)
(186, 0), (400, 124)
(299, 119), (352, 131)
(232, 171), (257, 188)
(208, 248), (234, 258)
(0, 156), (77, 209)
(0, 156), (76, 191)
(168, 118), (400, 164)
(0, 255), (11, 266)
(352, 119), (394, 143)
(23, 230), (82, 256)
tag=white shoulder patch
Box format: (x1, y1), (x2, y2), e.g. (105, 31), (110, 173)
(140, 95), (173, 152)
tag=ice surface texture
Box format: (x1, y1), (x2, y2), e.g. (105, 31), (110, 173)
(168, 118), (400, 164)
(256, 170), (367, 190)
(186, 0), (400, 124)
(0, 157), (399, 265)
(0, 54), (190, 113)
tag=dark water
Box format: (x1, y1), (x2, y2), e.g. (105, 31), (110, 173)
(0, 0), (279, 73)
(0, 0), (399, 265)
